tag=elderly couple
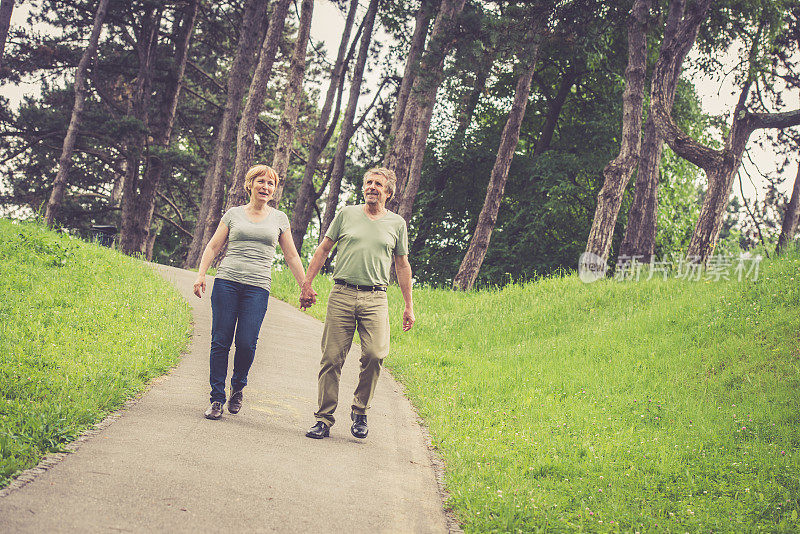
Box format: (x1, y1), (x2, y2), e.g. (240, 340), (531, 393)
(191, 165), (414, 440)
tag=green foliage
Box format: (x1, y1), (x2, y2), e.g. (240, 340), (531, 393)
(654, 146), (702, 259)
(0, 219), (192, 487)
(271, 250), (800, 533)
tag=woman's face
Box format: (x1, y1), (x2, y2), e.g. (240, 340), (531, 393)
(251, 174), (276, 202)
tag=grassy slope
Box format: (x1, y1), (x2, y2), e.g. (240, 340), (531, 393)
(272, 250), (800, 533)
(0, 220), (191, 487)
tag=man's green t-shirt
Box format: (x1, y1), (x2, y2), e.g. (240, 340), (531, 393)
(325, 205), (408, 286)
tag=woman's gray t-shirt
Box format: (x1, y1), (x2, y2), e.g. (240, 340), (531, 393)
(215, 206), (290, 292)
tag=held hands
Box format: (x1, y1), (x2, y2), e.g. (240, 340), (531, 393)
(299, 282), (317, 310)
(402, 306), (415, 331)
(193, 274), (206, 298)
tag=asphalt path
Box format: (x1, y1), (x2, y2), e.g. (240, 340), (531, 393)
(0, 264), (452, 533)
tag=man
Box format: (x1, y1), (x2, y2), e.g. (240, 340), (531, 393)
(300, 167), (415, 440)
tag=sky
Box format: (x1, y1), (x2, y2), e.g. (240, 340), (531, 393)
(3, 1), (798, 206)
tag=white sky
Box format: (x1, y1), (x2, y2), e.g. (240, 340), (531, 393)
(3, 1), (798, 206)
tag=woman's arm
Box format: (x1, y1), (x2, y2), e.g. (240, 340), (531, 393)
(193, 221), (229, 298)
(278, 230), (306, 287)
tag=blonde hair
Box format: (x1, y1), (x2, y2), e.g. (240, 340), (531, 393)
(364, 167), (397, 199)
(244, 165), (279, 196)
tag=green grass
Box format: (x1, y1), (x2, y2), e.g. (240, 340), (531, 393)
(271, 250), (800, 533)
(0, 219), (192, 488)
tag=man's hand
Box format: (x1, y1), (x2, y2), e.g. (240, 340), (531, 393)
(402, 306), (415, 331)
(300, 282), (317, 310)
(193, 274), (206, 298)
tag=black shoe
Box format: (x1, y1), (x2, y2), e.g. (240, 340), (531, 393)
(351, 411), (368, 439)
(228, 389), (243, 414)
(305, 421), (330, 439)
(204, 401), (223, 420)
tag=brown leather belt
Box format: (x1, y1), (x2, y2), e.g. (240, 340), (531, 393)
(334, 279), (387, 292)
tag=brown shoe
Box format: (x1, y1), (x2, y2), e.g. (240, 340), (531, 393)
(204, 401), (223, 420)
(228, 390), (243, 414)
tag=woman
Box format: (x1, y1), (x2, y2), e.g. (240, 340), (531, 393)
(193, 165), (306, 420)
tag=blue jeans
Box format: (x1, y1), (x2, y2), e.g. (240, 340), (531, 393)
(209, 278), (269, 403)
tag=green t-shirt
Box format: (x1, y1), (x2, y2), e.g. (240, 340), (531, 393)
(325, 205), (408, 286)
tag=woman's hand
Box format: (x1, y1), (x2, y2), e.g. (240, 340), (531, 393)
(300, 282), (317, 310)
(193, 274), (206, 298)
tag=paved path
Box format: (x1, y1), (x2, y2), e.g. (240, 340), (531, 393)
(0, 265), (451, 533)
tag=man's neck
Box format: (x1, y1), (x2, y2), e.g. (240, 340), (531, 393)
(363, 203), (386, 217)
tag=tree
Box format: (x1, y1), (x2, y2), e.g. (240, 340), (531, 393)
(319, 0), (379, 240)
(222, 0), (292, 212)
(653, 1), (800, 262)
(116, 5), (163, 254)
(267, 0), (314, 207)
(44, 0), (110, 227)
(453, 20), (543, 291)
(385, 0), (467, 220)
(119, 0), (200, 256)
(388, 0), (437, 143)
(583, 0), (652, 264)
(290, 0), (359, 252)
(183, 0), (270, 268)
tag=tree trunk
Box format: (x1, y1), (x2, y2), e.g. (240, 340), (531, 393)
(776, 163), (800, 255)
(110, 162), (125, 206)
(222, 0), (292, 212)
(290, 0), (359, 252)
(583, 0), (651, 263)
(183, 0), (269, 268)
(686, 157), (741, 260)
(146, 217), (162, 260)
(44, 0), (110, 227)
(388, 0), (436, 143)
(449, 51), (493, 152)
(385, 0), (467, 216)
(0, 0), (13, 66)
(533, 65), (579, 157)
(119, 0), (199, 258)
(453, 37), (541, 291)
(617, 115), (663, 262)
(118, 7), (162, 255)
(618, 7), (688, 266)
(267, 0), (314, 207)
(318, 0), (379, 240)
(396, 92), (436, 221)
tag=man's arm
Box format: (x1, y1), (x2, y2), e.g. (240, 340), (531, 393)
(394, 255), (415, 331)
(300, 237), (335, 308)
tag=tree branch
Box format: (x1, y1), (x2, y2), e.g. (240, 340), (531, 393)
(156, 189), (185, 223)
(746, 108), (800, 130)
(154, 211), (193, 237)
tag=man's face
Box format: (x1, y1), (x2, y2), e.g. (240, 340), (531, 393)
(363, 173), (390, 207)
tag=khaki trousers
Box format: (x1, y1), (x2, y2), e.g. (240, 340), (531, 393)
(315, 285), (390, 427)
